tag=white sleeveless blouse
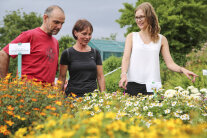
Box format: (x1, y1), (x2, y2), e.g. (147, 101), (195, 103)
(127, 32), (162, 84)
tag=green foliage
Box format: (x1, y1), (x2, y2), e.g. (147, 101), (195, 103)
(0, 10), (42, 76)
(116, 0), (207, 65)
(103, 56), (122, 74)
(103, 56), (122, 92)
(161, 43), (207, 89)
(105, 69), (122, 92)
(58, 35), (75, 56)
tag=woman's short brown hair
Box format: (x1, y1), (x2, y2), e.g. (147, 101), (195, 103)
(72, 19), (93, 40)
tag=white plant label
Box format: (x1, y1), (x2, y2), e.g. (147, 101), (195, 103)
(203, 70), (207, 76)
(146, 82), (162, 92)
(9, 43), (30, 55)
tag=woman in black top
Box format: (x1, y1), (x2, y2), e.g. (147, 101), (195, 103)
(58, 19), (105, 97)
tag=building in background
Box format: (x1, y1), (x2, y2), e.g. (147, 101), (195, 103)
(88, 39), (125, 61)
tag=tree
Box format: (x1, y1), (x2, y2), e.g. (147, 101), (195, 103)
(0, 10), (42, 76)
(58, 35), (76, 56)
(116, 0), (207, 65)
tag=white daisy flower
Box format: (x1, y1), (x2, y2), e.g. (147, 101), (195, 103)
(172, 101), (177, 106)
(91, 112), (94, 116)
(143, 106), (148, 111)
(176, 109), (183, 114)
(148, 112), (153, 117)
(106, 105), (110, 109)
(134, 101), (139, 106)
(99, 99), (104, 103)
(164, 89), (176, 98)
(164, 109), (171, 114)
(202, 113), (207, 116)
(174, 112), (180, 118)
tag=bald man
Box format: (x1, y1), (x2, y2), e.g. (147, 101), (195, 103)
(0, 5), (65, 84)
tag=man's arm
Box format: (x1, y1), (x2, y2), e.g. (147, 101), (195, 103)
(0, 50), (10, 78)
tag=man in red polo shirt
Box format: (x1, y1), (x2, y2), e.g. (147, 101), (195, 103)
(0, 5), (65, 84)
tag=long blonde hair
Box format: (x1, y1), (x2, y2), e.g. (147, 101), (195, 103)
(135, 2), (160, 43)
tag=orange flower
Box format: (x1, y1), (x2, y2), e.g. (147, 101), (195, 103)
(76, 97), (83, 102)
(0, 125), (10, 135)
(25, 112), (31, 115)
(71, 93), (77, 98)
(55, 101), (62, 106)
(17, 94), (21, 97)
(70, 104), (74, 108)
(19, 105), (24, 108)
(22, 87), (27, 90)
(5, 120), (14, 126)
(50, 107), (56, 111)
(33, 108), (40, 111)
(51, 112), (58, 116)
(1, 94), (13, 98)
(7, 105), (14, 110)
(34, 90), (41, 94)
(6, 111), (14, 116)
(40, 112), (46, 116)
(20, 99), (24, 103)
(45, 105), (52, 109)
(31, 98), (37, 102)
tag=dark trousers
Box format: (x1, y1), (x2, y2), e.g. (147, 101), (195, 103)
(125, 82), (153, 96)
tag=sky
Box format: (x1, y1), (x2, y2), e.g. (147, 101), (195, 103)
(0, 0), (137, 42)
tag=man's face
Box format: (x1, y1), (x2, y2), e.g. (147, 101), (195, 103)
(45, 9), (65, 35)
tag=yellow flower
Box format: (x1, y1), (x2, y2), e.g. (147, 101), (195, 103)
(14, 127), (27, 138)
(19, 81), (25, 85)
(5, 120), (14, 126)
(21, 117), (26, 121)
(35, 124), (44, 130)
(128, 125), (143, 137)
(53, 86), (59, 90)
(56, 80), (62, 85)
(46, 120), (56, 128)
(37, 134), (53, 138)
(50, 107), (56, 111)
(105, 112), (116, 119)
(87, 127), (100, 135)
(14, 115), (21, 119)
(47, 94), (56, 98)
(93, 105), (99, 112)
(7, 105), (14, 110)
(5, 73), (11, 79)
(55, 101), (62, 106)
(6, 111), (14, 116)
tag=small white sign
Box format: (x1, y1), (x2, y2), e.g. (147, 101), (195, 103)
(9, 43), (30, 55)
(146, 82), (162, 92)
(203, 70), (207, 76)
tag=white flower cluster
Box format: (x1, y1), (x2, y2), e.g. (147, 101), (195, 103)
(163, 86), (207, 100)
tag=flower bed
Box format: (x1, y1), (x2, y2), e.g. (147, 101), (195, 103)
(0, 75), (207, 137)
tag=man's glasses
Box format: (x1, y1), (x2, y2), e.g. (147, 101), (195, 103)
(135, 16), (146, 21)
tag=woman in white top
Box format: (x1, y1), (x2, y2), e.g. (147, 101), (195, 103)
(119, 2), (198, 96)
